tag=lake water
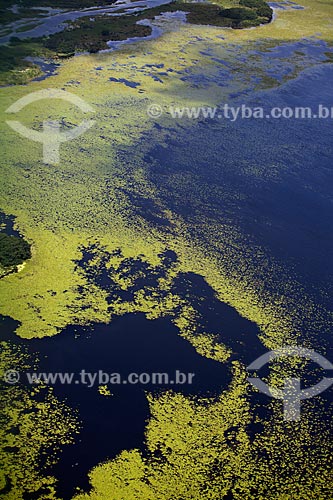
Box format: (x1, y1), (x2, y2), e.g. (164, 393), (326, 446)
(1, 302), (263, 498)
(1, 58), (332, 497)
(1, 2), (333, 498)
(146, 62), (333, 299)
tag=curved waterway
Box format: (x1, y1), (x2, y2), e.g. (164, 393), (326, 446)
(0, 0), (172, 44)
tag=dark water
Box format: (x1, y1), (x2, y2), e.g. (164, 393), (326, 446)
(0, 303), (263, 499)
(109, 77), (141, 88)
(26, 57), (60, 82)
(0, 212), (20, 237)
(1, 41), (333, 500)
(143, 63), (333, 312)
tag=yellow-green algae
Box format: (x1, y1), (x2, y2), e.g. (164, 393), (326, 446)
(0, 341), (79, 499)
(73, 365), (333, 499)
(0, 0), (333, 497)
(0, 0), (332, 341)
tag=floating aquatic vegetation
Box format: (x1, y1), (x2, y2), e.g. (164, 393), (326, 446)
(73, 364), (333, 499)
(0, 340), (79, 499)
(0, 0), (333, 497)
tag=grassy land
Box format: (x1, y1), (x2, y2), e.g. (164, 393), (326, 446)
(0, 41), (55, 85)
(43, 14), (153, 54)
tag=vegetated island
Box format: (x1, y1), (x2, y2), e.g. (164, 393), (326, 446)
(0, 233), (32, 278)
(43, 0), (273, 54)
(0, 0), (272, 85)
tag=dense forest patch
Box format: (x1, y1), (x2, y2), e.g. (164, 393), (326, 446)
(0, 233), (31, 269)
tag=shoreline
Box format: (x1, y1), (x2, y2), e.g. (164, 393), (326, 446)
(0, 0), (273, 86)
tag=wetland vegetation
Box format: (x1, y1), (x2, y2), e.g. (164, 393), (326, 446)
(1, 0), (333, 499)
(0, 228), (31, 278)
(0, 0), (272, 84)
(43, 0), (272, 54)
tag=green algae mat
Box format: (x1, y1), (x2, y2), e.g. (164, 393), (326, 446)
(1, 0), (333, 498)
